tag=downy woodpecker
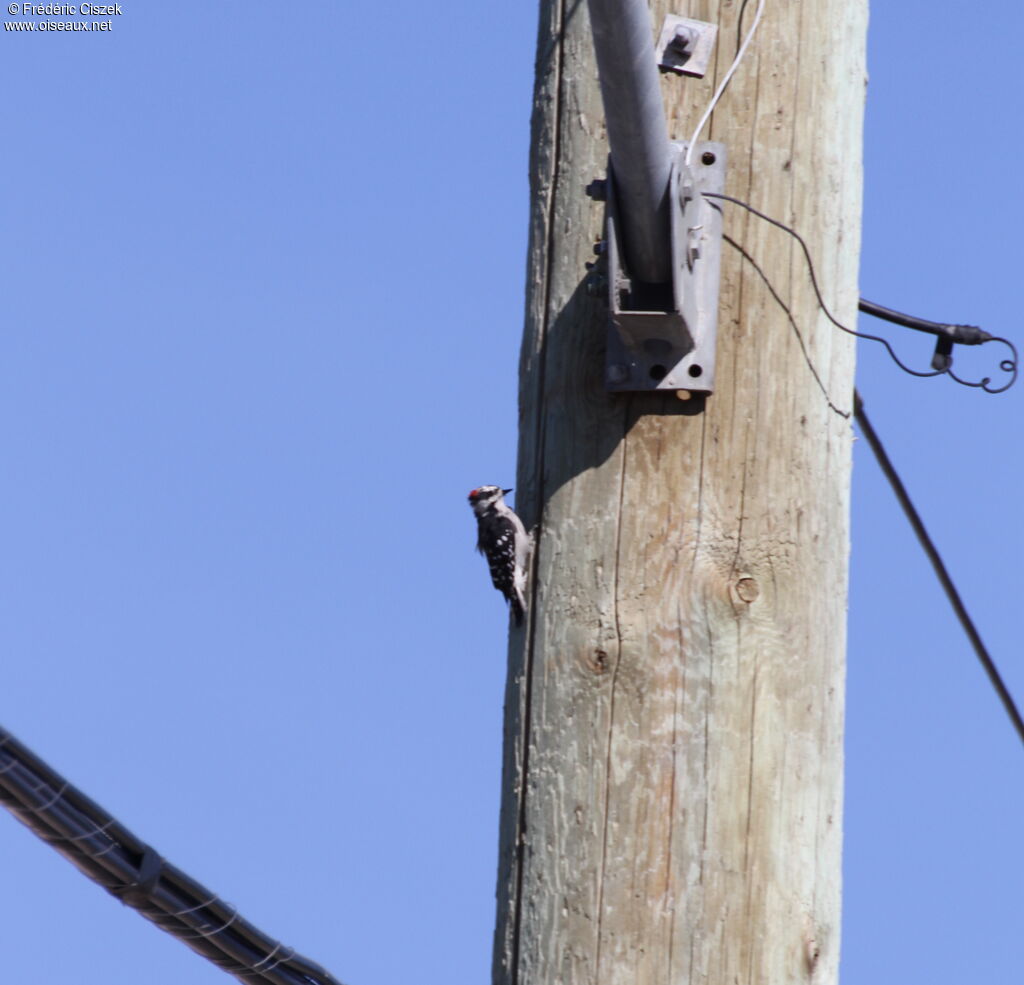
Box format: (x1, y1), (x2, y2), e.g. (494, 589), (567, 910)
(468, 485), (529, 624)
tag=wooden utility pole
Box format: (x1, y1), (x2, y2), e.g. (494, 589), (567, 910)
(493, 1), (867, 984)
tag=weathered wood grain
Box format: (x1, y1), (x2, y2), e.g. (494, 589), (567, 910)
(494, 2), (866, 983)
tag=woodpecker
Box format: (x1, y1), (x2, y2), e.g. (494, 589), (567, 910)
(468, 485), (529, 625)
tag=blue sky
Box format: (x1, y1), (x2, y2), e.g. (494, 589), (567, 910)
(0, 2), (1021, 984)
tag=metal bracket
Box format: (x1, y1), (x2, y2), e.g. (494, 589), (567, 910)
(603, 140), (726, 395)
(657, 16), (718, 77)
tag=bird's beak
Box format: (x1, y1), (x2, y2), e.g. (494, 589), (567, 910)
(503, 488), (513, 495)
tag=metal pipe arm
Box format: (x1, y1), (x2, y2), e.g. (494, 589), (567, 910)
(587, 0), (674, 283)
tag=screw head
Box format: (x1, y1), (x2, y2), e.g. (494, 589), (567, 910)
(607, 363), (629, 385)
(669, 25), (696, 51)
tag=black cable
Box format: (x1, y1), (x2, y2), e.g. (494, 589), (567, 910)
(0, 727), (346, 985)
(704, 190), (1021, 733)
(703, 192), (1018, 393)
(858, 298), (991, 344)
(853, 392), (1024, 747)
(703, 192), (943, 376)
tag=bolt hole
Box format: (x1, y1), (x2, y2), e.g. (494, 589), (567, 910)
(687, 364), (703, 378)
(649, 364), (668, 381)
(701, 151), (716, 166)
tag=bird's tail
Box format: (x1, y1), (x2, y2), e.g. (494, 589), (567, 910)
(510, 590), (526, 627)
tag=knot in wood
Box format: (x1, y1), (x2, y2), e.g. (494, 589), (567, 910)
(734, 576), (760, 604)
(584, 648), (610, 674)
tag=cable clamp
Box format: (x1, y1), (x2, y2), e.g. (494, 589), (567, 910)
(112, 844), (165, 907)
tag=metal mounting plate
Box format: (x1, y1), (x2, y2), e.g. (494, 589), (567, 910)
(605, 140), (726, 395)
(657, 16), (718, 78)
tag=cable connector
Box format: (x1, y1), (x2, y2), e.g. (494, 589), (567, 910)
(944, 324), (992, 345)
(928, 326), (993, 370)
(858, 298), (1014, 388)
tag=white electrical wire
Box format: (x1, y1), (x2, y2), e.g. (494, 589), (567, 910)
(684, 0), (767, 166)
